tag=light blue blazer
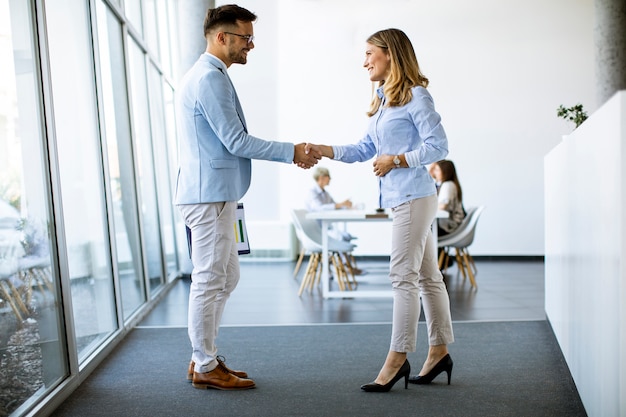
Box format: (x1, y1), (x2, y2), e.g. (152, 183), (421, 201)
(174, 53), (294, 204)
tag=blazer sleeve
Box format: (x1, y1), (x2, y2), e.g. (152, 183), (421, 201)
(196, 70), (294, 163)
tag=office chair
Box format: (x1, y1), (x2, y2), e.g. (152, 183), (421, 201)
(290, 209), (356, 295)
(0, 244), (29, 321)
(438, 206), (484, 288)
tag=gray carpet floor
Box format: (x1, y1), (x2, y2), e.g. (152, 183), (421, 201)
(51, 321), (586, 417)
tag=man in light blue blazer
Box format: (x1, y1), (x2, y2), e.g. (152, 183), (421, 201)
(175, 5), (320, 391)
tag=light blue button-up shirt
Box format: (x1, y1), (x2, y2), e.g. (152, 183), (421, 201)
(332, 86), (448, 208)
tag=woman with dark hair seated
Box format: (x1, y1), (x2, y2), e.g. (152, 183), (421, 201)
(431, 160), (465, 237)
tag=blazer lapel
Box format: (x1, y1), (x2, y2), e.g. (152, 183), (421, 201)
(212, 61), (248, 133)
(225, 73), (248, 133)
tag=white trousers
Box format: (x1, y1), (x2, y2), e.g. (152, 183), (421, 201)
(389, 195), (454, 352)
(177, 201), (239, 373)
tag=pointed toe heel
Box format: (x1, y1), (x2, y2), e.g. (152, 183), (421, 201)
(361, 359), (411, 392)
(408, 354), (453, 385)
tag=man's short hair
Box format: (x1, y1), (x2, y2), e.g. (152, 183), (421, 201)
(204, 4), (257, 37)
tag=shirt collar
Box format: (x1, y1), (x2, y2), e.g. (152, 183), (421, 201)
(202, 52), (228, 73)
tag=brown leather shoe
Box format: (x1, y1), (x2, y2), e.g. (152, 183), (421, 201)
(192, 363), (255, 390)
(187, 357), (248, 381)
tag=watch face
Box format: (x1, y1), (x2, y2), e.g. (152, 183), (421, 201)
(393, 156), (400, 165)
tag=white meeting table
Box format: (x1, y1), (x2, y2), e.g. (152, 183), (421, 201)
(306, 209), (448, 299)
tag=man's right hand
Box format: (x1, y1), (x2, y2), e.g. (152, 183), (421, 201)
(293, 143), (322, 169)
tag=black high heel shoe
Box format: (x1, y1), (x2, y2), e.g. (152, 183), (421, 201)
(408, 354), (453, 385)
(361, 359), (411, 392)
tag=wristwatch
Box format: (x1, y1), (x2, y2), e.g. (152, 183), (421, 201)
(393, 155), (401, 168)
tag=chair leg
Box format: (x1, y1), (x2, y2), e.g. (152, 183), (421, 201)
(311, 254), (322, 291)
(8, 278), (30, 315)
(438, 248), (446, 270)
(330, 253), (345, 291)
(461, 249), (478, 288)
(334, 252), (353, 291)
(341, 252), (357, 289)
(297, 260), (311, 296)
(468, 252), (478, 275)
(298, 253), (317, 296)
(18, 269), (31, 305)
(440, 248), (452, 273)
(339, 254), (353, 290)
(348, 252), (358, 269)
(35, 266), (55, 295)
(293, 248), (305, 278)
(345, 252), (360, 278)
(455, 249), (466, 280)
(0, 281), (25, 322)
(21, 268), (50, 305)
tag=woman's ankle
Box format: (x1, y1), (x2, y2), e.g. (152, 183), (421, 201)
(384, 351), (407, 368)
(427, 345), (448, 360)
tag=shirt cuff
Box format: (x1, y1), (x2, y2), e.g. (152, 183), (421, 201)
(332, 146), (343, 160)
(404, 151), (420, 168)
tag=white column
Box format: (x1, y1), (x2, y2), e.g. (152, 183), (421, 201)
(176, 0), (212, 77)
(594, 0), (626, 106)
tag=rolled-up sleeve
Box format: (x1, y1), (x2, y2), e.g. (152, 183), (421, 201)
(404, 88), (448, 167)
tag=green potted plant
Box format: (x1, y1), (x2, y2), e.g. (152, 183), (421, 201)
(557, 104), (588, 129)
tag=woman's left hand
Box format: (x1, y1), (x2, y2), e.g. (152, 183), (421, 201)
(373, 155), (395, 177)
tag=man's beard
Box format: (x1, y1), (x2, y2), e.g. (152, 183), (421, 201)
(229, 49), (248, 65)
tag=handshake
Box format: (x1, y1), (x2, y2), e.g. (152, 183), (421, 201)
(293, 143), (399, 177)
(292, 143), (332, 169)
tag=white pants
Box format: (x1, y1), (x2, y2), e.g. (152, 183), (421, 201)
(389, 195), (454, 352)
(177, 201), (239, 373)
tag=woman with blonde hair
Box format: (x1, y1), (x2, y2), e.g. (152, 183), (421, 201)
(307, 28), (454, 392)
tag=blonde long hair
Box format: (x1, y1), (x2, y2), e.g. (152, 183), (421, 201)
(366, 29), (429, 117)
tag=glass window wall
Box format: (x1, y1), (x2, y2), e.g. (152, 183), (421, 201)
(142, 0), (159, 61)
(0, 0), (184, 414)
(95, 1), (146, 319)
(148, 67), (178, 278)
(45, 0), (118, 361)
(0, 1), (66, 415)
(156, 0), (174, 79)
(127, 38), (165, 294)
(124, 0), (143, 36)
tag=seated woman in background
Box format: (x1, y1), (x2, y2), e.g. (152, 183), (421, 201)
(431, 160), (465, 237)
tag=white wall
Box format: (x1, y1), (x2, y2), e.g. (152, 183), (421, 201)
(220, 0), (595, 256)
(544, 91), (626, 417)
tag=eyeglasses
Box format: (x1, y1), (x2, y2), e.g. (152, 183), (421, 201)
(223, 32), (255, 45)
